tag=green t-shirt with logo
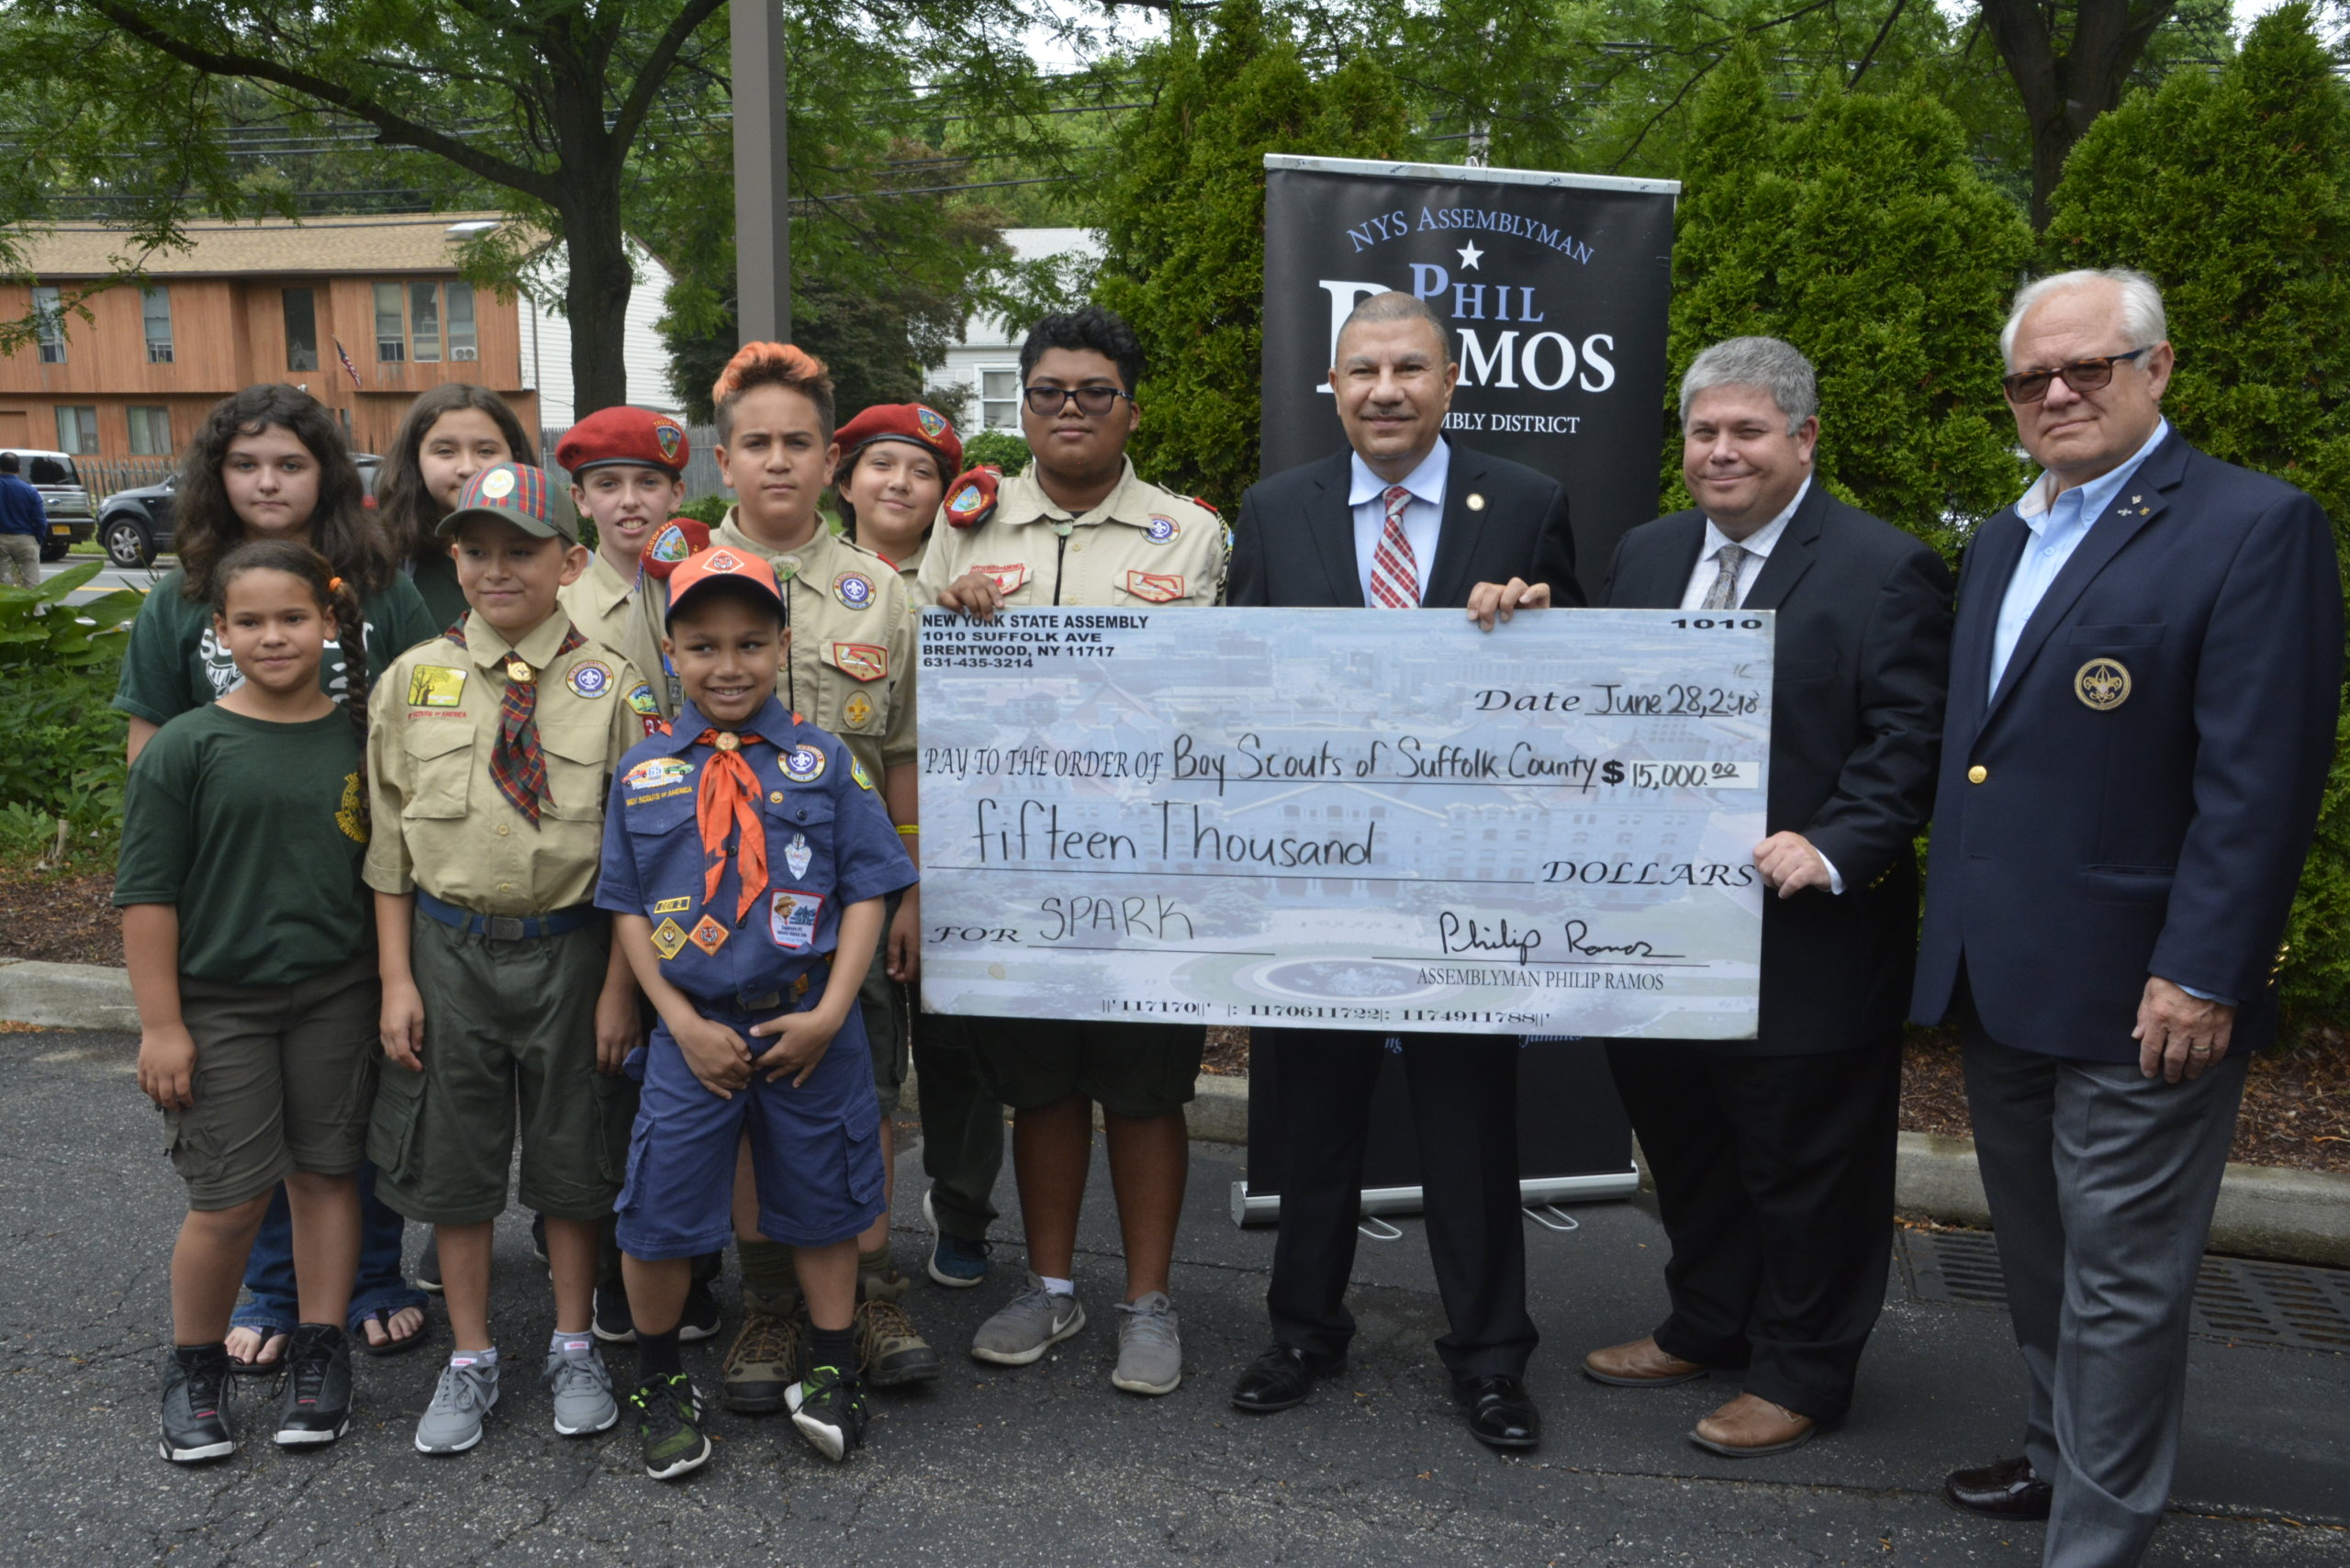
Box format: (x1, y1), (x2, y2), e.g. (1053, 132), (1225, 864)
(110, 566), (439, 727)
(114, 704), (375, 988)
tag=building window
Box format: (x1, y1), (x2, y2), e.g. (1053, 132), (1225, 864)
(374, 282), (405, 363)
(141, 286), (173, 364)
(446, 282), (477, 361)
(128, 406), (171, 456)
(32, 286), (64, 364)
(283, 288), (318, 372)
(408, 281), (442, 363)
(54, 406), (98, 454)
(980, 367), (1021, 430)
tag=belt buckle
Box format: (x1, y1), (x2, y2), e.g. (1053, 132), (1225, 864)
(744, 991), (782, 1010)
(487, 914), (527, 942)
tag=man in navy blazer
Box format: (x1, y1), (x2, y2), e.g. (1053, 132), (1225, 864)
(1919, 270), (2340, 1567)
(1586, 337), (1953, 1458)
(1225, 291), (1581, 1451)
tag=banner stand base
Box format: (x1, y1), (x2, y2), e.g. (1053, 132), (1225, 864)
(1228, 1168), (1640, 1228)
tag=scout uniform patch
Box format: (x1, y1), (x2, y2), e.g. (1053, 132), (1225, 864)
(977, 564), (1028, 596)
(688, 913), (730, 955)
(785, 832), (812, 879)
(626, 682), (661, 718)
(844, 692), (873, 728)
(624, 756), (693, 790)
(655, 419), (685, 464)
(2076, 658), (2132, 711)
(480, 467), (516, 500)
(782, 745), (827, 784)
(916, 406), (948, 442)
(652, 895), (691, 913)
(1125, 571), (1186, 603)
(1145, 514), (1180, 543)
(770, 890), (823, 949)
(567, 659), (612, 698)
(648, 521), (694, 565)
(833, 571), (876, 610)
(850, 757), (875, 790)
(407, 665), (467, 710)
(650, 918), (689, 959)
(831, 643), (888, 682)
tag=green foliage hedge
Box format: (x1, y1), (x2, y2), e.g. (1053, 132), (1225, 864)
(0, 562), (135, 855)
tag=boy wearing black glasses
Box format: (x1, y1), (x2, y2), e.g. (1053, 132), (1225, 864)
(918, 306), (1221, 1399)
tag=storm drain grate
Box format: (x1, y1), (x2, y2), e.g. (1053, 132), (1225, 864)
(1898, 1230), (2350, 1354)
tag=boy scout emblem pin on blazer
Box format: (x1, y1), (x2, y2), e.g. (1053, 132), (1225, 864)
(786, 833), (813, 879)
(2076, 658), (2132, 710)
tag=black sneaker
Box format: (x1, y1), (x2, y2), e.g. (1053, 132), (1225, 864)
(531, 1212), (550, 1269)
(160, 1344), (235, 1463)
(274, 1323), (352, 1448)
(630, 1374), (711, 1481)
(593, 1278), (636, 1345)
(415, 1233), (442, 1295)
(677, 1279), (722, 1343)
(784, 1362), (868, 1462)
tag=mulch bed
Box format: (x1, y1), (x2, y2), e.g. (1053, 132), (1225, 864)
(11, 863), (2348, 1176)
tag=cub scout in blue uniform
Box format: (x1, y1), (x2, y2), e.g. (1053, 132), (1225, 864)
(365, 462), (656, 1458)
(596, 544), (915, 1482)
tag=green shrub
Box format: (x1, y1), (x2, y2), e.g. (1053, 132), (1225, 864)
(0, 561), (139, 855)
(676, 494), (732, 526)
(2044, 4), (2350, 1027)
(960, 429), (1030, 475)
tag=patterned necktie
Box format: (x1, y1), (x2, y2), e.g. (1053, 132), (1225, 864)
(446, 619), (586, 823)
(1370, 484), (1421, 609)
(696, 729), (770, 924)
(1700, 543), (1747, 610)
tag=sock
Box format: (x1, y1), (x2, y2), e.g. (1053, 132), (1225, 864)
(808, 1326), (856, 1377)
(738, 1237), (797, 1294)
(1041, 1276), (1076, 1297)
(637, 1327), (682, 1382)
(856, 1245), (894, 1277)
(548, 1328), (592, 1357)
(451, 1346), (498, 1369)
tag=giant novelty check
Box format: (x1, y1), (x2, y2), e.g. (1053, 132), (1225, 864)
(917, 607), (1772, 1039)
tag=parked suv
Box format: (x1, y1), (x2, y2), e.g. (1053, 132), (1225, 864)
(1, 450), (95, 562)
(96, 454), (382, 568)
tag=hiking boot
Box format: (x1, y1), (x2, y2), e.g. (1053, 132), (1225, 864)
(274, 1323), (352, 1446)
(923, 1187), (990, 1288)
(855, 1297), (943, 1387)
(630, 1373), (711, 1481)
(859, 1260), (912, 1305)
(785, 1361), (868, 1462)
(593, 1277), (636, 1344)
(1111, 1292), (1182, 1395)
(160, 1343), (235, 1463)
(415, 1351), (499, 1453)
(971, 1272), (1085, 1366)
(543, 1333), (619, 1436)
(721, 1288), (804, 1414)
(678, 1278), (722, 1342)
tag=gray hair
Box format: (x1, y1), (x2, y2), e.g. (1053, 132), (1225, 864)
(2000, 269), (2167, 367)
(1336, 290), (1454, 365)
(1678, 336), (1818, 434)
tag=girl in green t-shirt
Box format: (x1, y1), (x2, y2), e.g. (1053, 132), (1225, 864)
(375, 384), (533, 630)
(123, 540), (382, 1462)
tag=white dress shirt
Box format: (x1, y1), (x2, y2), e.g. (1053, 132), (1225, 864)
(1679, 475), (1841, 894)
(1348, 440), (1449, 607)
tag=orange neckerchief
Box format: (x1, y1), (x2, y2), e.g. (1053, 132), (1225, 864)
(695, 729), (768, 924)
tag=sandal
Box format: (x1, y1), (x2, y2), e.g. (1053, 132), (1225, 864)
(352, 1304), (431, 1357)
(224, 1322), (291, 1377)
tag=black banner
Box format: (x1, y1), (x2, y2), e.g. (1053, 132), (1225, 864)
(1260, 156), (1679, 577)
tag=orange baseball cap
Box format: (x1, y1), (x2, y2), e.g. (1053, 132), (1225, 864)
(664, 544), (786, 629)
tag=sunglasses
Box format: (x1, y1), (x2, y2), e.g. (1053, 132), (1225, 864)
(1024, 385), (1134, 418)
(2001, 347), (2150, 405)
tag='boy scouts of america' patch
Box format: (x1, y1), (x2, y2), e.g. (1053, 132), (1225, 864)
(1145, 514), (1180, 544)
(783, 745), (827, 783)
(2076, 658), (2132, 711)
(407, 665), (466, 709)
(567, 659), (612, 698)
(655, 419), (684, 464)
(843, 693), (874, 728)
(917, 406), (948, 441)
(649, 522), (692, 564)
(1125, 571), (1185, 603)
(832, 642), (888, 682)
(834, 571), (875, 610)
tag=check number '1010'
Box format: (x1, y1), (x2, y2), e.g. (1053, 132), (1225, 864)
(1670, 617), (1765, 631)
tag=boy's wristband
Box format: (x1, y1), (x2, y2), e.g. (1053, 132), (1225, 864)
(896, 823), (920, 836)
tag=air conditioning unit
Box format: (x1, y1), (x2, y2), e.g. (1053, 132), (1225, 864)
(452, 347), (477, 361)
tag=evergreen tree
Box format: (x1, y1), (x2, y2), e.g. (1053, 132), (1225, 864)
(1666, 48), (2035, 551)
(1092, 0), (1409, 510)
(2045, 4), (2350, 1025)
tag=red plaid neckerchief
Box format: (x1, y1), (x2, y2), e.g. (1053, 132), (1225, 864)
(445, 619), (587, 823)
(695, 729), (769, 922)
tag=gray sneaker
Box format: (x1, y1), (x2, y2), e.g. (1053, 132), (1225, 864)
(1111, 1292), (1182, 1395)
(543, 1332), (619, 1436)
(415, 1352), (500, 1454)
(970, 1272), (1085, 1366)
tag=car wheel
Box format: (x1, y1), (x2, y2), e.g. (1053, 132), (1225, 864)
(102, 515), (154, 568)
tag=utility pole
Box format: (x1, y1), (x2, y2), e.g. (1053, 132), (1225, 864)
(732, 0), (790, 344)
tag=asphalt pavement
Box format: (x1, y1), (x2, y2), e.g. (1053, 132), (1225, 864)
(6, 1025), (2345, 1567)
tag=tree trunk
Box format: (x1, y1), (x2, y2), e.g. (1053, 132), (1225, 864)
(1976, 0), (2176, 228)
(556, 192), (636, 420)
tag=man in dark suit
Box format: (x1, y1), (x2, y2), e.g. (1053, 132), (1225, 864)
(1224, 290), (1582, 1450)
(1585, 336), (1953, 1456)
(1917, 270), (2340, 1568)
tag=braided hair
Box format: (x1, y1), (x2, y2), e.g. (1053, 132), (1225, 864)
(209, 540), (373, 827)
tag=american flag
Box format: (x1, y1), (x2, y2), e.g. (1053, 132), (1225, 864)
(332, 337), (362, 390)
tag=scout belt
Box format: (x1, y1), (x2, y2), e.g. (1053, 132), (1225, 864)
(417, 890), (600, 942)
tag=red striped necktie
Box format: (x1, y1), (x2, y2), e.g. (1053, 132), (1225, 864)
(446, 619), (586, 823)
(1370, 484), (1421, 609)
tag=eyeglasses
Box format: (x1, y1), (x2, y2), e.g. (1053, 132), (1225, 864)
(2000, 347), (2150, 405)
(1023, 385), (1134, 418)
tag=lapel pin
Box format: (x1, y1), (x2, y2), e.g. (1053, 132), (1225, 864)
(1466, 493), (1485, 512)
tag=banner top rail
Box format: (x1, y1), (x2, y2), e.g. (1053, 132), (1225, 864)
(1261, 153), (1680, 197)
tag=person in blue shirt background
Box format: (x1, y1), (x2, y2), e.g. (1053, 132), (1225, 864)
(595, 544), (914, 1481)
(0, 451), (50, 588)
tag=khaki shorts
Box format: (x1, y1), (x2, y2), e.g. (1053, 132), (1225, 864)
(967, 1018), (1203, 1121)
(168, 957), (380, 1211)
(856, 890), (910, 1114)
(368, 911), (631, 1226)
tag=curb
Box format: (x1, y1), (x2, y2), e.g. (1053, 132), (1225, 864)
(13, 961), (2344, 1267)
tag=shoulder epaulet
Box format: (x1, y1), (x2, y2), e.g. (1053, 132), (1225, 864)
(1190, 496), (1220, 515)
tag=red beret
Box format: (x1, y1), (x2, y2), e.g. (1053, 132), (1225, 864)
(834, 402), (963, 479)
(557, 406), (690, 478)
(640, 517), (711, 580)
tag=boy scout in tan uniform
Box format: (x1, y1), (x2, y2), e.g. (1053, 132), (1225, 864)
(555, 406), (690, 724)
(916, 456), (1223, 611)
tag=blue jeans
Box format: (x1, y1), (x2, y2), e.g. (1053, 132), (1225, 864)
(230, 1160), (429, 1335)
